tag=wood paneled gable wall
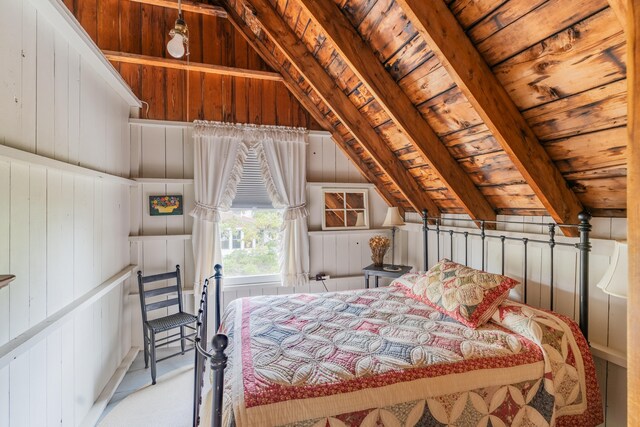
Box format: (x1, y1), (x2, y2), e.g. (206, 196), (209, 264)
(65, 0), (628, 221)
(62, 0), (319, 128)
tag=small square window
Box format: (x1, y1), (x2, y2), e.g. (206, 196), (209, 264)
(322, 188), (369, 230)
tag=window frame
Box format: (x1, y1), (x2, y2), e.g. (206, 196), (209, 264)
(321, 188), (370, 230)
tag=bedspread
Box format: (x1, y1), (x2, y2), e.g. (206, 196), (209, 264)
(211, 286), (602, 427)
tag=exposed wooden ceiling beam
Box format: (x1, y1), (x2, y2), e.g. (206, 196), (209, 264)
(129, 0), (227, 17)
(608, 0), (628, 32)
(103, 50), (283, 81)
(627, 0), (639, 423)
(221, 2), (403, 212)
(296, 0), (495, 223)
(233, 0), (440, 215)
(396, 0), (584, 235)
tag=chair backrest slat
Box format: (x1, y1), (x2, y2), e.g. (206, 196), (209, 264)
(144, 286), (178, 299)
(146, 297), (180, 311)
(137, 265), (184, 324)
(141, 271), (178, 283)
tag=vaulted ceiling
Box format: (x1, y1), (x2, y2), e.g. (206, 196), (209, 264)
(65, 0), (628, 227)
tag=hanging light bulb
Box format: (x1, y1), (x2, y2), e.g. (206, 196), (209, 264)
(167, 0), (188, 59)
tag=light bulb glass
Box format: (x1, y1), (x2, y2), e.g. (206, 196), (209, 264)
(167, 34), (185, 58)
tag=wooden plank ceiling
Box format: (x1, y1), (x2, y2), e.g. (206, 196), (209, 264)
(65, 0), (628, 220)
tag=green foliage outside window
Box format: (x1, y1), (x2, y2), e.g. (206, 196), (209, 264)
(220, 209), (282, 278)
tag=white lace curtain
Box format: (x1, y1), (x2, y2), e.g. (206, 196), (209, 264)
(190, 121), (310, 298)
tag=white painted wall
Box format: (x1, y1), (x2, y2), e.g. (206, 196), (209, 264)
(400, 212), (627, 427)
(0, 0), (133, 425)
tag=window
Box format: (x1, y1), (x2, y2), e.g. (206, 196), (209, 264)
(221, 147), (281, 286)
(220, 210), (282, 285)
(221, 230), (230, 250)
(322, 188), (369, 230)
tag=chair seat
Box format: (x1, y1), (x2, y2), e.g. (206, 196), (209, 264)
(146, 312), (197, 333)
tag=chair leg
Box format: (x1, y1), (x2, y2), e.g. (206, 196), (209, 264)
(150, 332), (157, 385)
(180, 326), (186, 355)
(143, 325), (149, 369)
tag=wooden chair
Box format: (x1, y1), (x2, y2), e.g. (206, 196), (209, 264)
(137, 265), (197, 384)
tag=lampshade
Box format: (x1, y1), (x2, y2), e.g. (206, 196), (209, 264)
(382, 207), (405, 227)
(597, 240), (628, 299)
(355, 212), (366, 227)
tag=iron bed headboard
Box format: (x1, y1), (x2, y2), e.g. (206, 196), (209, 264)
(193, 212), (592, 426)
(420, 209), (592, 339)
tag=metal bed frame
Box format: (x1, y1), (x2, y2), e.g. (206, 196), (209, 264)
(192, 211), (593, 427)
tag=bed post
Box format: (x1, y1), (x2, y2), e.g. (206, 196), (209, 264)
(210, 334), (229, 427)
(577, 212), (591, 340)
(214, 264), (222, 332)
(422, 210), (429, 270)
(193, 278), (209, 427)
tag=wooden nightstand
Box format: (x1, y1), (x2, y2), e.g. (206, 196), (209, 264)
(362, 264), (412, 289)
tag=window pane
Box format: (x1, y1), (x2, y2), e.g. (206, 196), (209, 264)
(325, 210), (345, 228)
(219, 209), (282, 278)
(221, 230), (230, 249)
(345, 192), (365, 209)
(346, 210), (365, 227)
(324, 192), (344, 209)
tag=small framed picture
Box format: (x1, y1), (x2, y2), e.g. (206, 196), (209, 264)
(149, 195), (183, 216)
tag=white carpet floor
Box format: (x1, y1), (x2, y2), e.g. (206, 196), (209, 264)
(99, 365), (207, 427)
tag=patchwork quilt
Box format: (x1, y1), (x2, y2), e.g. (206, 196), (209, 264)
(206, 285), (602, 427)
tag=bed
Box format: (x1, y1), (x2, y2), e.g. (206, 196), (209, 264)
(193, 211), (603, 427)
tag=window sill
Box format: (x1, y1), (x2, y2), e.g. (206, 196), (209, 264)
(222, 281), (282, 291)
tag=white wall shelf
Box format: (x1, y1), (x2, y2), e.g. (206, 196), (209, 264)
(134, 178), (194, 184)
(308, 228), (390, 236)
(129, 234), (191, 242)
(307, 181), (376, 189)
(0, 144), (138, 186)
(590, 342), (627, 368)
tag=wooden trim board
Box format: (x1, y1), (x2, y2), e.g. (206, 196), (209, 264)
(591, 342), (627, 368)
(0, 265), (137, 369)
(103, 51), (283, 82)
(79, 347), (140, 427)
(0, 144), (138, 186)
(134, 178), (194, 184)
(128, 0), (227, 18)
(129, 234), (191, 242)
(627, 0), (639, 423)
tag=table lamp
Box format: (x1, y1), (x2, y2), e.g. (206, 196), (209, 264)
(382, 207), (404, 271)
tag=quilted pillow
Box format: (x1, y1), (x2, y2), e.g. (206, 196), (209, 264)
(392, 259), (519, 328)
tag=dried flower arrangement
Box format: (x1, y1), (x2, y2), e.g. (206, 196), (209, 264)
(369, 235), (390, 267)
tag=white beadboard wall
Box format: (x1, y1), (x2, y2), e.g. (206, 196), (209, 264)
(401, 212), (627, 427)
(128, 122), (394, 348)
(0, 0), (133, 425)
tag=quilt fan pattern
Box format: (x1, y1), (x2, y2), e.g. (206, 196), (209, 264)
(212, 286), (601, 427)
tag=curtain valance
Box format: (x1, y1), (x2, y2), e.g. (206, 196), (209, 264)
(193, 120), (307, 145)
